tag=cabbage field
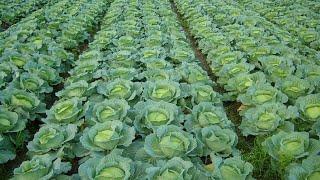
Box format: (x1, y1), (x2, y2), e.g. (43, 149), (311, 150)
(0, 0), (320, 179)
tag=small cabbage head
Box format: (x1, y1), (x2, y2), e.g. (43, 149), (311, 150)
(225, 72), (266, 96)
(0, 88), (41, 111)
(27, 124), (77, 153)
(44, 98), (84, 124)
(97, 79), (142, 101)
(188, 84), (221, 105)
(0, 106), (25, 133)
(55, 80), (89, 98)
(210, 51), (244, 72)
(80, 121), (135, 152)
(133, 100), (183, 133)
(144, 125), (197, 159)
(196, 125), (238, 157)
(143, 80), (181, 103)
(24, 62), (62, 85)
(79, 150), (132, 180)
(87, 99), (130, 123)
(217, 63), (255, 85)
(100, 67), (138, 81)
(18, 72), (51, 93)
(139, 69), (181, 82)
(146, 157), (194, 180)
(295, 94), (320, 122)
(212, 155), (254, 180)
(185, 102), (232, 131)
(12, 154), (71, 180)
(178, 62), (211, 84)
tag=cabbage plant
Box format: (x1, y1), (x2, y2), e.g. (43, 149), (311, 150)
(262, 131), (320, 163)
(237, 83), (288, 106)
(27, 124), (77, 154)
(286, 155), (320, 180)
(144, 125), (197, 159)
(0, 135), (16, 164)
(178, 62), (211, 85)
(185, 102), (232, 131)
(217, 63), (255, 85)
(295, 94), (320, 122)
(0, 88), (41, 111)
(133, 100), (183, 133)
(85, 99), (130, 124)
(195, 125), (238, 157)
(55, 80), (90, 99)
(43, 98), (84, 125)
(239, 103), (297, 136)
(275, 75), (312, 101)
(143, 80), (181, 103)
(80, 121), (135, 152)
(146, 157), (194, 179)
(187, 84), (221, 106)
(79, 150), (133, 180)
(97, 79), (142, 101)
(212, 155), (254, 180)
(12, 154), (71, 180)
(0, 106), (26, 133)
(224, 72), (266, 98)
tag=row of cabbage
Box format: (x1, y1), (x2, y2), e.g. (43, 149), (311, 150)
(7, 0), (257, 179)
(175, 0), (320, 179)
(206, 1), (320, 67)
(239, 0), (320, 51)
(0, 0), (112, 165)
(0, 0), (55, 29)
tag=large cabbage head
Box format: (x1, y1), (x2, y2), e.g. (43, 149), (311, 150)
(189, 84), (221, 105)
(144, 125), (197, 159)
(258, 55), (295, 82)
(80, 121), (135, 151)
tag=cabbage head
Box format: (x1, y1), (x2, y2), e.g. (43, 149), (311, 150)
(144, 125), (197, 159)
(27, 124), (77, 153)
(80, 121), (135, 152)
